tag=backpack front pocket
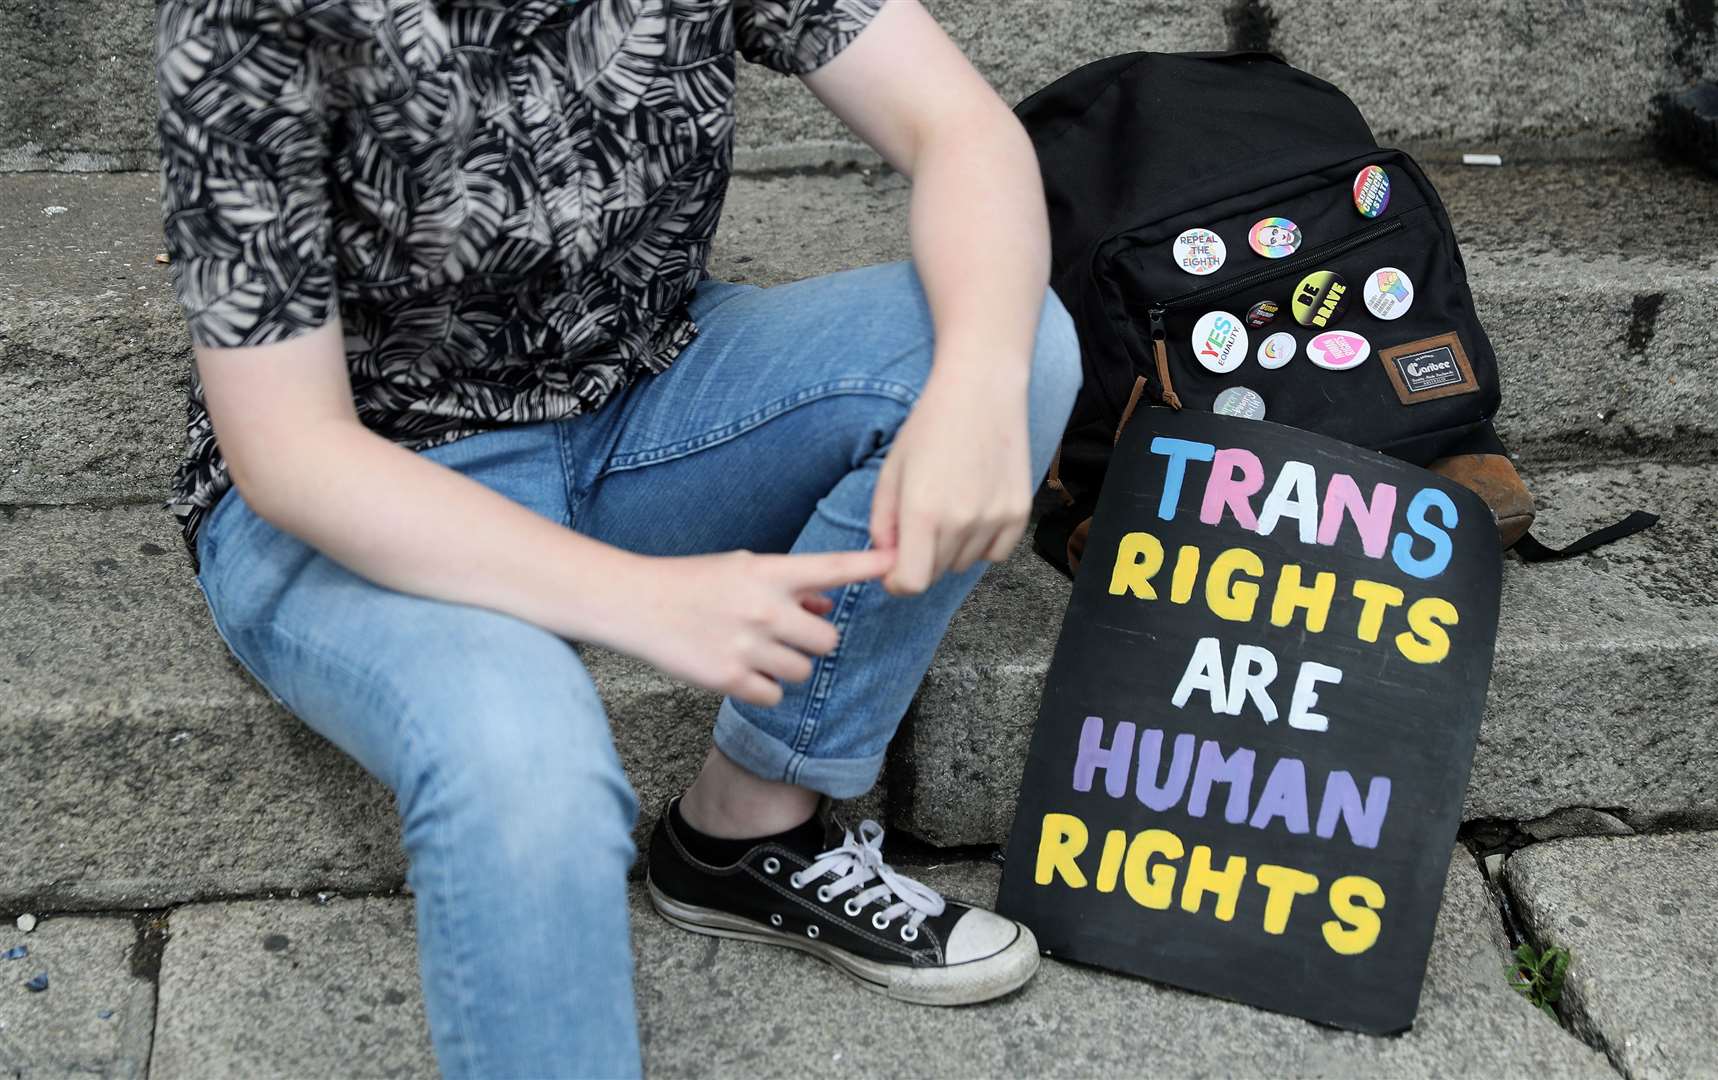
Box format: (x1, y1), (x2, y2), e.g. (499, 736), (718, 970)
(1108, 158), (1498, 457)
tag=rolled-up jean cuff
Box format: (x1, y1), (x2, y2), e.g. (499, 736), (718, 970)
(713, 699), (887, 800)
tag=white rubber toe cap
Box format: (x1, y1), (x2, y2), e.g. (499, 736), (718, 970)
(944, 908), (1024, 963)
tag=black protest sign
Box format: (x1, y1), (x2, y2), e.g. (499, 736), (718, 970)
(997, 409), (1501, 1034)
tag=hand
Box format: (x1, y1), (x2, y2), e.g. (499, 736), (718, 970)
(870, 367), (1031, 595)
(613, 547), (896, 707)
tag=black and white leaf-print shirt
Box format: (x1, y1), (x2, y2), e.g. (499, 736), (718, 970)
(156, 0), (884, 571)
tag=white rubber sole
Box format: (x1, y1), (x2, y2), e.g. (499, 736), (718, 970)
(646, 877), (1040, 1007)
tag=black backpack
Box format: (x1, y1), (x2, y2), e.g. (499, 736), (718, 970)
(1020, 51), (1654, 576)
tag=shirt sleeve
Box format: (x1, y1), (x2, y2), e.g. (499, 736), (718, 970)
(733, 0), (886, 76)
(155, 0), (337, 349)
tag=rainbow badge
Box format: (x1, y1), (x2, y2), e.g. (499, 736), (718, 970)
(1248, 217), (1302, 258)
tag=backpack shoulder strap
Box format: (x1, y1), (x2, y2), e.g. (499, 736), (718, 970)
(1513, 511), (1660, 562)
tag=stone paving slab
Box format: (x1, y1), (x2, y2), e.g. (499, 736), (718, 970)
(3, 459), (1713, 907)
(5, 161), (1718, 503)
(5, 0), (1713, 172)
(136, 853), (1609, 1078)
(0, 914), (153, 1079)
(1505, 832), (1718, 1080)
(639, 855), (1614, 1078)
(151, 897), (433, 1080)
(899, 460), (1718, 846)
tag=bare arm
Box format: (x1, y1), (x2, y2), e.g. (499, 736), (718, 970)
(800, 0), (1053, 593)
(196, 318), (890, 704)
(802, 0), (1049, 372)
(198, 319), (644, 646)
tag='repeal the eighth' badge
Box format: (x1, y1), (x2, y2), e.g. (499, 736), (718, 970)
(1174, 228), (1227, 275)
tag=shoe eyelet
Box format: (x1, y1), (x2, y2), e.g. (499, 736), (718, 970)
(816, 885), (833, 903)
(900, 925), (919, 943)
(789, 871), (805, 889)
(843, 899), (863, 917)
(871, 912), (892, 931)
(806, 924), (820, 939)
(769, 913), (783, 928)
(763, 856), (781, 875)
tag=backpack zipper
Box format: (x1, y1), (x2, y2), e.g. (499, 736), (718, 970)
(1144, 215), (1407, 409)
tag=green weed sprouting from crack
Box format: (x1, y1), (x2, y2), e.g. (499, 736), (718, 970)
(1507, 942), (1571, 1019)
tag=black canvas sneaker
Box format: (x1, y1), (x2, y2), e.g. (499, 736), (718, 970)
(646, 797), (1040, 1005)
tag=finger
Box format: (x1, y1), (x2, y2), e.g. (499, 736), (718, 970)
(950, 522), (998, 574)
(777, 605), (841, 655)
(982, 518), (1025, 564)
(870, 454), (903, 550)
(885, 509), (938, 595)
(936, 515), (980, 577)
(752, 641), (815, 685)
(774, 546), (895, 591)
(730, 671), (783, 708)
(798, 592), (836, 616)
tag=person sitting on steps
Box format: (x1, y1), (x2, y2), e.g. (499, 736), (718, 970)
(155, 0), (1081, 1074)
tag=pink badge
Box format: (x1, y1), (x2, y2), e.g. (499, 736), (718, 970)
(1307, 330), (1372, 371)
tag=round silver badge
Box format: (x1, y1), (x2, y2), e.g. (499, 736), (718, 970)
(1213, 386), (1267, 420)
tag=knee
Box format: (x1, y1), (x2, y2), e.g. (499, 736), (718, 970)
(1026, 285), (1083, 470)
(416, 710), (639, 882)
(393, 629), (639, 877)
(847, 264), (1080, 474)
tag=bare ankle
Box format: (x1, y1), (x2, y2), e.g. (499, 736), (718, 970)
(680, 747), (820, 839)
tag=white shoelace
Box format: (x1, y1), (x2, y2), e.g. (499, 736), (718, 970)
(789, 820), (946, 935)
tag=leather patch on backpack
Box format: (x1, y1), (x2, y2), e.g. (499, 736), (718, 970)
(1380, 333), (1478, 404)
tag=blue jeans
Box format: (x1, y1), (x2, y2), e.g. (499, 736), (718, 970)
(192, 262), (1081, 1078)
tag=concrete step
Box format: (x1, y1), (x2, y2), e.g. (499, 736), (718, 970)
(9, 855), (1613, 1078)
(5, 159), (1718, 505)
(3, 0), (1713, 172)
(1505, 831), (1718, 1080)
(2, 460), (1707, 909)
(899, 460), (1717, 846)
(0, 496), (871, 910)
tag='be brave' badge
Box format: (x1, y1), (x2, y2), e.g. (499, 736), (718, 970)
(1307, 330), (1371, 371)
(1174, 228), (1226, 276)
(1191, 310), (1247, 374)
(1292, 270), (1349, 328)
(1363, 267), (1415, 320)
